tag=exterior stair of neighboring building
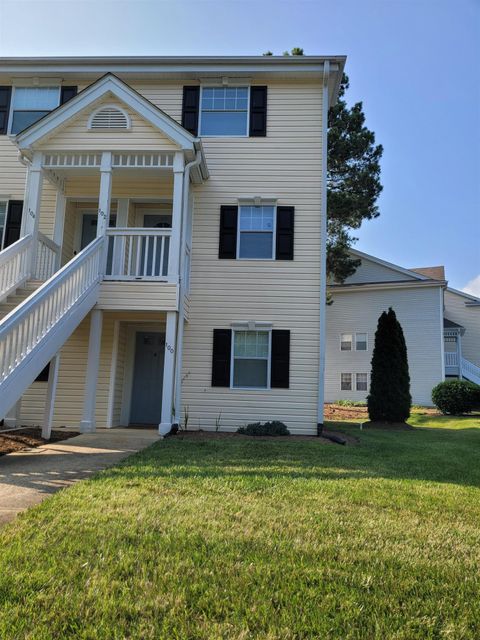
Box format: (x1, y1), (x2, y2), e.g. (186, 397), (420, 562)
(461, 358), (480, 386)
(0, 281), (43, 320)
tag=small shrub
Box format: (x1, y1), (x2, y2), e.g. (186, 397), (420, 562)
(335, 400), (367, 407)
(432, 380), (480, 415)
(237, 421), (290, 436)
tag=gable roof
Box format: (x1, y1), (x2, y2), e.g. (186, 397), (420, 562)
(348, 248), (431, 282)
(14, 73), (206, 173)
(446, 286), (480, 306)
(411, 266), (445, 281)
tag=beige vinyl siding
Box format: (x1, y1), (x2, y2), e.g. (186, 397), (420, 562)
(112, 322), (127, 426)
(345, 257), (419, 284)
(325, 285), (444, 406)
(97, 282), (178, 311)
(182, 80), (323, 435)
(444, 290), (480, 367)
(37, 97), (180, 152)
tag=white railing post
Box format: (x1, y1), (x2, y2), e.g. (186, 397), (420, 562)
(23, 152), (44, 277)
(98, 151), (113, 239)
(53, 189), (66, 270)
(80, 309), (103, 433)
(159, 311), (177, 436)
(42, 353), (61, 440)
(111, 198), (128, 275)
(168, 151), (184, 281)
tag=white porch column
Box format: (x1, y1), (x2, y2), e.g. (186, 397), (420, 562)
(23, 151), (44, 277)
(159, 311), (177, 436)
(168, 151), (185, 280)
(98, 151), (113, 238)
(458, 332), (463, 379)
(111, 198), (128, 275)
(80, 309), (103, 433)
(42, 353), (61, 440)
(53, 189), (66, 269)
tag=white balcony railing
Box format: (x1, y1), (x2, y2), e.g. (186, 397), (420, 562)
(105, 228), (171, 280)
(0, 235), (32, 302)
(34, 232), (61, 281)
(444, 352), (458, 367)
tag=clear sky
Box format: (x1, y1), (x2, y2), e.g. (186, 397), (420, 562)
(0, 0), (478, 293)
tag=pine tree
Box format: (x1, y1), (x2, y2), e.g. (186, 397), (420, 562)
(367, 308), (411, 422)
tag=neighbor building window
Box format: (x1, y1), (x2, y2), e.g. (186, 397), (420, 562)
(341, 373), (352, 391)
(9, 87), (60, 134)
(233, 330), (270, 388)
(200, 86), (249, 136)
(356, 373), (368, 391)
(355, 333), (367, 351)
(340, 333), (353, 351)
(238, 205), (275, 259)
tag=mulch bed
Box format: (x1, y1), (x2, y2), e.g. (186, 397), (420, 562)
(324, 403), (440, 422)
(0, 428), (79, 456)
(172, 429), (359, 445)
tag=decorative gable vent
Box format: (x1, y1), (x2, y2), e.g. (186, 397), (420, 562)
(88, 105), (130, 130)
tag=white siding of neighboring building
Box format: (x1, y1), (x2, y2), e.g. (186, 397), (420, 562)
(345, 257), (419, 284)
(325, 285), (444, 406)
(444, 290), (480, 367)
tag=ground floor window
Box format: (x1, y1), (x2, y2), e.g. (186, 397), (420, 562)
(341, 372), (352, 391)
(341, 372), (368, 392)
(233, 330), (270, 388)
(356, 372), (368, 391)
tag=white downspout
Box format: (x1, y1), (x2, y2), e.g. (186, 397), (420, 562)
(317, 61), (330, 435)
(173, 149), (202, 426)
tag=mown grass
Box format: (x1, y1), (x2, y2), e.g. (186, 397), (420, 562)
(1, 415), (480, 639)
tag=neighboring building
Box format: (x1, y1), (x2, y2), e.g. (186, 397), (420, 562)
(0, 55), (345, 435)
(325, 249), (480, 406)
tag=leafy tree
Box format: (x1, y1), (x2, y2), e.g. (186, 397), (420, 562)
(262, 51), (273, 56)
(328, 74), (383, 281)
(367, 308), (411, 423)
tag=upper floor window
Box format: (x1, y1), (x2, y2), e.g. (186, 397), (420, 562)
(239, 205), (275, 259)
(340, 333), (353, 351)
(9, 87), (60, 134)
(355, 333), (368, 351)
(199, 86), (249, 136)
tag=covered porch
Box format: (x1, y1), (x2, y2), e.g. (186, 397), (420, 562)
(443, 318), (465, 377)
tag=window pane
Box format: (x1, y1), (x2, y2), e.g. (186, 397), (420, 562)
(341, 373), (352, 391)
(239, 232), (273, 258)
(234, 331), (269, 358)
(356, 333), (367, 350)
(233, 358), (268, 388)
(11, 111), (50, 134)
(340, 334), (352, 351)
(13, 87), (58, 110)
(0, 202), (6, 248)
(239, 207), (252, 230)
(356, 373), (368, 391)
(200, 111), (248, 135)
(234, 331), (246, 357)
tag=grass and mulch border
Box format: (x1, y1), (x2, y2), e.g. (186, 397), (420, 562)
(0, 427), (79, 456)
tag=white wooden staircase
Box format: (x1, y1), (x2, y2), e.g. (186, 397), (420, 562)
(461, 358), (480, 386)
(0, 235), (105, 418)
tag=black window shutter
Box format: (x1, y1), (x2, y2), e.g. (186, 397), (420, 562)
(249, 86), (267, 137)
(219, 205), (238, 259)
(0, 86), (12, 135)
(4, 200), (23, 247)
(60, 86), (77, 105)
(182, 86), (200, 136)
(275, 206), (294, 260)
(212, 329), (232, 387)
(271, 330), (290, 388)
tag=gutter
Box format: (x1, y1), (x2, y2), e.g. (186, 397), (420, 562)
(173, 149), (202, 426)
(316, 61), (330, 436)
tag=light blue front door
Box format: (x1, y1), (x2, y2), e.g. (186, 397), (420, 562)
(130, 332), (165, 425)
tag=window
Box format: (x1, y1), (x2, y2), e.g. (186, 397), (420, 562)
(340, 333), (353, 351)
(355, 333), (367, 351)
(233, 330), (270, 388)
(0, 201), (6, 248)
(239, 205), (275, 259)
(341, 373), (352, 391)
(200, 86), (249, 136)
(356, 373), (368, 392)
(9, 87), (60, 134)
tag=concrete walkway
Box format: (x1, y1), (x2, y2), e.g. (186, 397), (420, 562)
(0, 428), (160, 526)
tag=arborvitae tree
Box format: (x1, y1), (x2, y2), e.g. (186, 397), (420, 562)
(368, 308), (411, 422)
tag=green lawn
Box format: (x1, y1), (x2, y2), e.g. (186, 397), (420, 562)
(1, 415), (480, 639)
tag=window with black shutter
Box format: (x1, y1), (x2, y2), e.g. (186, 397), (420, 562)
(271, 330), (290, 388)
(0, 86), (12, 135)
(218, 205), (238, 259)
(182, 86), (200, 136)
(275, 206), (295, 260)
(212, 329), (232, 387)
(249, 86), (267, 137)
(3, 200), (23, 248)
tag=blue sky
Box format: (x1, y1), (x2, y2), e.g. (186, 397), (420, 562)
(0, 0), (478, 292)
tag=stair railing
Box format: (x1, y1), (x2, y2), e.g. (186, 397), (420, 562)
(0, 235), (33, 303)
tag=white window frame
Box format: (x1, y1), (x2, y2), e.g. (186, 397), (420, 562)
(355, 372), (368, 392)
(237, 204), (277, 260)
(340, 372), (352, 391)
(8, 85), (61, 135)
(355, 332), (368, 351)
(340, 333), (353, 351)
(230, 328), (272, 390)
(198, 85), (250, 138)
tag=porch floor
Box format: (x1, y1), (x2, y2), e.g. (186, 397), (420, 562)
(0, 427), (159, 526)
